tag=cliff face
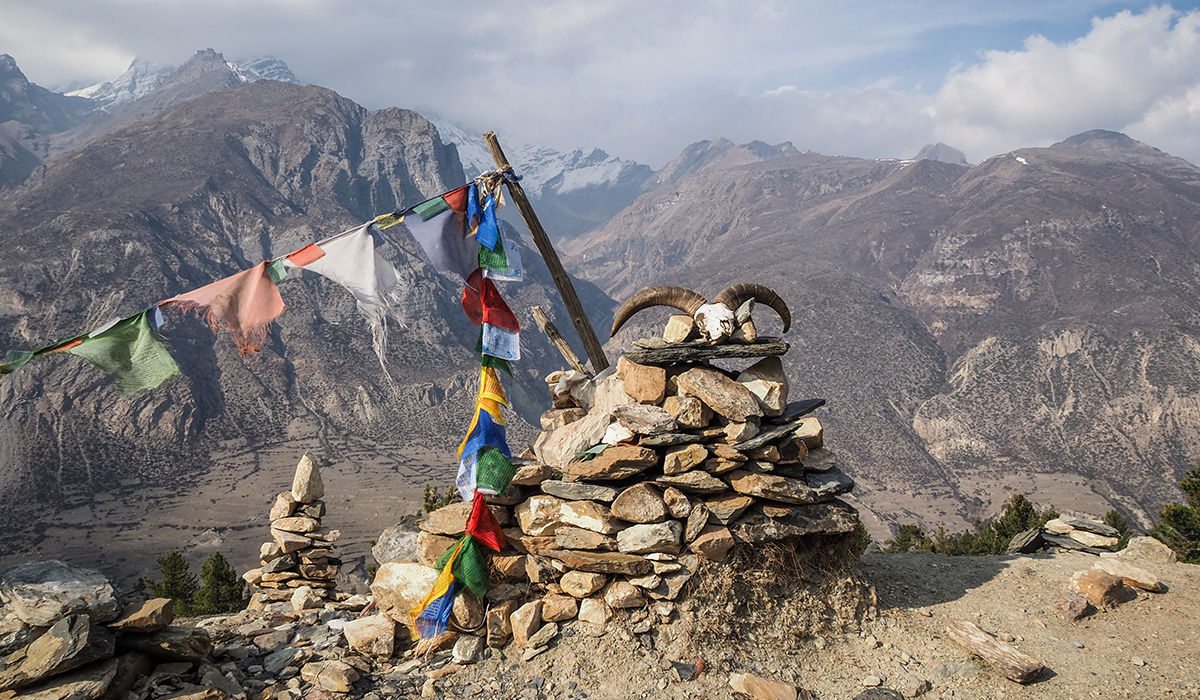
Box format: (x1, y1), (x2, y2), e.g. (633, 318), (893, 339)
(566, 135), (1200, 529)
(0, 79), (614, 555)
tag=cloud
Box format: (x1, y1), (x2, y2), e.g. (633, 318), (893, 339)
(3, 1), (1200, 166)
(929, 6), (1200, 162)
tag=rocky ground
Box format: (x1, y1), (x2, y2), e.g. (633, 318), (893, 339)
(383, 547), (1198, 700)
(3, 541), (1196, 700)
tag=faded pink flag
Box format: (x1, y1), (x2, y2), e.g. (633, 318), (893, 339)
(160, 261), (286, 355)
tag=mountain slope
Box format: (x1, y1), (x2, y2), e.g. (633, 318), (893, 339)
(567, 134), (1200, 532)
(0, 54), (94, 186)
(0, 80), (615, 570)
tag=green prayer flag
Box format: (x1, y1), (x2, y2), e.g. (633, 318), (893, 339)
(65, 309), (180, 394)
(478, 234), (509, 270)
(0, 350), (34, 376)
(475, 446), (517, 495)
(435, 534), (489, 599)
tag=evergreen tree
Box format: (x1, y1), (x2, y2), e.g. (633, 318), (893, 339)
(885, 524), (934, 553)
(1103, 509), (1133, 549)
(194, 551), (248, 614)
(1152, 467), (1200, 563)
(143, 550), (198, 616)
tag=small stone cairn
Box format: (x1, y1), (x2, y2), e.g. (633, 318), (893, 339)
(243, 454), (343, 607)
(373, 318), (862, 653)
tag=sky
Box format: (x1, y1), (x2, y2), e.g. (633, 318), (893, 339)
(3, 1), (1200, 168)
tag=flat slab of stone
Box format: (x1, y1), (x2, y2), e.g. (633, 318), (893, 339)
(656, 471), (729, 495)
(0, 614), (114, 690)
(617, 521), (683, 555)
(730, 501), (858, 543)
(805, 468), (855, 500)
(612, 403), (679, 435)
(560, 444), (658, 481)
(765, 398), (827, 424)
(641, 432), (709, 447)
(554, 526), (618, 551)
(625, 339), (789, 365)
(108, 599), (174, 632)
(540, 480), (619, 502)
(727, 470), (815, 504)
(540, 550), (653, 576)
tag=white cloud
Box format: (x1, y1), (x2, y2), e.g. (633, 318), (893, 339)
(930, 6), (1200, 163)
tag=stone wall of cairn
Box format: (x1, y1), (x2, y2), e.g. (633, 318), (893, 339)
(243, 454), (343, 604)
(380, 335), (863, 649)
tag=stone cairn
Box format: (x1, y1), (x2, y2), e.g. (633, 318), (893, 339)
(243, 454), (343, 607)
(372, 314), (862, 656)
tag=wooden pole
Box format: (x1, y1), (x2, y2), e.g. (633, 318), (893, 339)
(483, 131), (610, 373)
(532, 306), (591, 377)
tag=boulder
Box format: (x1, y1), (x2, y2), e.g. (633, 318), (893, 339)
(269, 491), (299, 521)
(730, 502), (858, 543)
(577, 597), (612, 625)
(676, 367), (763, 422)
(371, 521), (421, 565)
(656, 471), (728, 495)
(417, 501), (474, 535)
(540, 550), (652, 576)
(1067, 529), (1119, 549)
(805, 467), (855, 500)
(616, 356), (668, 404)
(559, 571), (608, 598)
(728, 671), (798, 700)
(510, 601), (543, 648)
(0, 614), (114, 690)
(560, 445), (659, 481)
(271, 516), (320, 534)
(617, 521), (684, 555)
(534, 410), (613, 469)
(301, 660), (359, 693)
(0, 610), (40, 657)
(611, 483), (670, 524)
(540, 480), (619, 502)
(107, 599), (174, 633)
(270, 529), (312, 554)
(570, 368), (637, 414)
(511, 462), (554, 487)
(0, 560), (120, 626)
(291, 586), (325, 612)
(704, 493), (755, 525)
(559, 500), (623, 534)
(453, 634), (486, 664)
(663, 487), (693, 518)
(342, 615), (396, 658)
(603, 581), (645, 609)
(1069, 569), (1136, 608)
(554, 527), (618, 551)
(1118, 536), (1178, 564)
(515, 495), (566, 536)
(9, 656), (120, 700)
(291, 453), (325, 503)
(663, 444), (708, 475)
(793, 417), (824, 449)
(417, 531), (458, 567)
(737, 356), (789, 416)
(612, 404), (678, 435)
(727, 470), (815, 504)
(662, 314), (697, 343)
(723, 421), (759, 443)
(690, 525), (735, 561)
(486, 600), (518, 648)
(541, 595), (579, 622)
(370, 562), (439, 629)
(1092, 559), (1164, 592)
(662, 395), (712, 428)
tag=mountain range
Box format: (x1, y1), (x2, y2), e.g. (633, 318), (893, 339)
(1, 49), (1198, 582)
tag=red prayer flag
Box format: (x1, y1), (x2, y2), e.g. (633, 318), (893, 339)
(465, 492), (506, 552)
(461, 268), (519, 332)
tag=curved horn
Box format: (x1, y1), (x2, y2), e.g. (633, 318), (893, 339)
(713, 283), (792, 332)
(610, 286), (707, 337)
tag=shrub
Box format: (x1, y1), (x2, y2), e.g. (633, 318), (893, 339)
(888, 494), (1057, 556)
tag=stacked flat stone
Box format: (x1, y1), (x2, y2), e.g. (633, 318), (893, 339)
(243, 454), (342, 600)
(402, 329), (861, 650)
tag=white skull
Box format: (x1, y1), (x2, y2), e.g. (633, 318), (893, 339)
(693, 303), (736, 342)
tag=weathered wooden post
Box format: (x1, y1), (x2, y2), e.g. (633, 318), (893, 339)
(483, 131), (610, 373)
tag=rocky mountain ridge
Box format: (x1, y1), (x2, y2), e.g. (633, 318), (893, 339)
(566, 130), (1200, 534)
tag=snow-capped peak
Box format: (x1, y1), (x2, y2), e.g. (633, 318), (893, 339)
(67, 55), (299, 111)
